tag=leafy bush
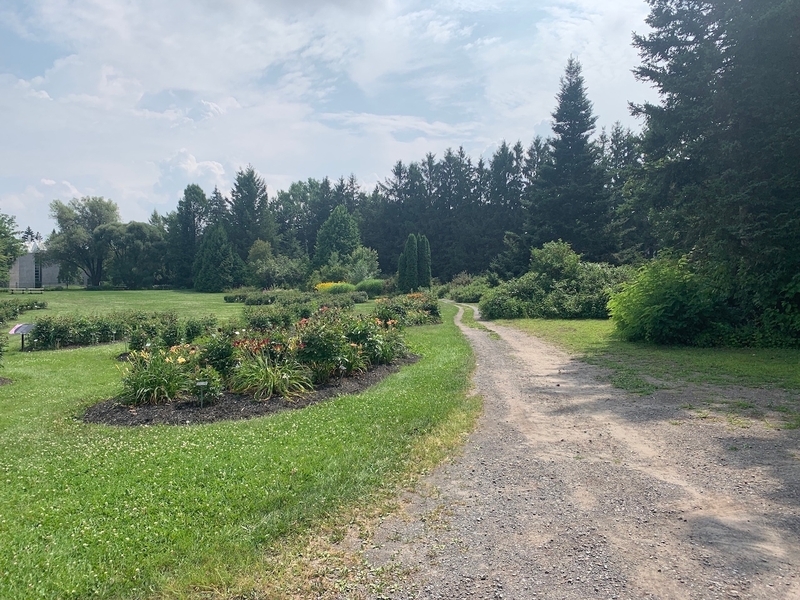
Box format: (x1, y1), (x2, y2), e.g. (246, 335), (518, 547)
(230, 355), (312, 399)
(448, 276), (491, 303)
(355, 279), (385, 298)
(608, 258), (718, 345)
(316, 281), (356, 294)
(184, 316), (217, 342)
(200, 334), (237, 377)
(243, 305), (296, 331)
(373, 292), (441, 326)
(479, 241), (629, 320)
(350, 291), (369, 304)
(120, 350), (191, 405)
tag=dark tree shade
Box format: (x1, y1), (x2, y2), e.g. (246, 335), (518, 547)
(631, 0), (800, 327)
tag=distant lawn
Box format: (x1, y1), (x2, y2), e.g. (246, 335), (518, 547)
(496, 318), (800, 393)
(0, 299), (476, 599)
(6, 289), (241, 319)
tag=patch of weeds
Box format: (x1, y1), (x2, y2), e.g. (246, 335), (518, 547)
(694, 409), (711, 419)
(727, 414), (751, 428)
(728, 445), (739, 451)
(608, 367), (657, 395)
(459, 305), (501, 340)
(731, 401), (755, 410)
(680, 403), (695, 410)
(784, 413), (800, 430)
(668, 419), (683, 426)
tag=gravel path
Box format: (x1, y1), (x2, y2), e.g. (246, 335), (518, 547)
(360, 306), (800, 599)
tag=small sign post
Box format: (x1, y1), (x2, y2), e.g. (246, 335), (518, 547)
(196, 381), (208, 408)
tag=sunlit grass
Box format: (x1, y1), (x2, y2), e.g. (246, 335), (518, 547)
(0, 300), (474, 599)
(497, 318), (800, 391)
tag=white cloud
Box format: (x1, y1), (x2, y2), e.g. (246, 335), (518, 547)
(0, 0), (658, 236)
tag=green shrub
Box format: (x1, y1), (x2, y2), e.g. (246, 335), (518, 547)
(478, 242), (629, 320)
(350, 291), (369, 304)
(224, 287), (260, 303)
(200, 334), (236, 377)
(189, 366), (223, 399)
(608, 258), (718, 345)
(323, 282), (357, 295)
(230, 355), (312, 399)
(243, 305), (296, 331)
(120, 350), (191, 405)
(373, 292), (441, 326)
(355, 279), (385, 298)
(185, 316), (217, 342)
(448, 276), (491, 303)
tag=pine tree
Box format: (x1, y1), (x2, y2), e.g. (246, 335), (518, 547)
(417, 234), (431, 288)
(193, 225), (242, 293)
(166, 184), (208, 288)
(526, 58), (610, 261)
(226, 166), (276, 262)
(313, 205), (361, 268)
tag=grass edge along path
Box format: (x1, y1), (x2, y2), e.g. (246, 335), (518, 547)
(0, 302), (478, 600)
(495, 318), (800, 428)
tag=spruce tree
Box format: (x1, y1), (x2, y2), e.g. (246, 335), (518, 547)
(193, 225), (242, 293)
(526, 58), (610, 261)
(417, 234), (431, 288)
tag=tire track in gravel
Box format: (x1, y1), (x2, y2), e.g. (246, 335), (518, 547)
(362, 305), (800, 599)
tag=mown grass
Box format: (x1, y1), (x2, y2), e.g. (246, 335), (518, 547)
(496, 318), (800, 428)
(3, 289), (241, 320)
(497, 318), (800, 391)
(0, 299), (475, 599)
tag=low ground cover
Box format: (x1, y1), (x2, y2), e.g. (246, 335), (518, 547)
(0, 297), (474, 599)
(498, 318), (800, 426)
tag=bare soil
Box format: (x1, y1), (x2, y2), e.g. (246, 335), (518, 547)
(83, 356), (417, 426)
(334, 307), (800, 599)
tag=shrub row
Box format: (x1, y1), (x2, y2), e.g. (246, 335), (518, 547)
(373, 292), (441, 326)
(28, 312), (217, 351)
(224, 288), (367, 307)
(120, 307), (407, 405)
(608, 257), (800, 347)
(0, 298), (49, 362)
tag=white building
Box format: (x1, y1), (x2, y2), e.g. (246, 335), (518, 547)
(8, 240), (67, 288)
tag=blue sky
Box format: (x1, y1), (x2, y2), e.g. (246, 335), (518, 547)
(0, 0), (656, 236)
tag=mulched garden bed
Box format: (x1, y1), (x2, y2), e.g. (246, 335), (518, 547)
(83, 355), (418, 427)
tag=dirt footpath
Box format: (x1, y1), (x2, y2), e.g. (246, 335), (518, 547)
(360, 307), (800, 599)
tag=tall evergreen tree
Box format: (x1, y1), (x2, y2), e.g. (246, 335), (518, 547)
(313, 205), (360, 268)
(632, 0), (800, 332)
(526, 58), (610, 261)
(417, 234), (431, 288)
(398, 233), (418, 292)
(193, 224), (243, 293)
(165, 184), (208, 288)
(226, 166), (276, 262)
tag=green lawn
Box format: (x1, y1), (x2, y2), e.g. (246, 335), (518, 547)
(6, 289), (241, 319)
(0, 297), (476, 599)
(497, 318), (800, 392)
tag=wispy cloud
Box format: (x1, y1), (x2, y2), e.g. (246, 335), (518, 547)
(0, 0), (656, 235)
